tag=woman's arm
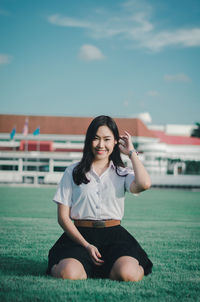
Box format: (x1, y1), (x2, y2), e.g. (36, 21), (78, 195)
(119, 131), (151, 194)
(57, 203), (104, 266)
(128, 149), (151, 193)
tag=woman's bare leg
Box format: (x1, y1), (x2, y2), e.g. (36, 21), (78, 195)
(51, 258), (87, 280)
(109, 256), (144, 282)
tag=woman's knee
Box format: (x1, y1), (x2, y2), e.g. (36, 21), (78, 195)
(59, 267), (86, 280)
(118, 265), (144, 282)
(110, 257), (144, 282)
(51, 258), (87, 280)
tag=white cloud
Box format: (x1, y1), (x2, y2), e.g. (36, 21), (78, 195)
(79, 44), (105, 61)
(137, 112), (152, 123)
(164, 73), (191, 82)
(142, 28), (200, 51)
(47, 1), (200, 52)
(47, 14), (91, 28)
(147, 90), (159, 96)
(0, 54), (13, 65)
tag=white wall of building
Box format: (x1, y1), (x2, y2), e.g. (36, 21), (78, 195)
(0, 132), (200, 186)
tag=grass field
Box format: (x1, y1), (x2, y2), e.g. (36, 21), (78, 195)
(0, 186), (200, 302)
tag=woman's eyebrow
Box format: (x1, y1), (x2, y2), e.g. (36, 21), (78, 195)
(94, 135), (112, 138)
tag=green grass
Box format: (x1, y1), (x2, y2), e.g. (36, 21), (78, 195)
(0, 187), (200, 302)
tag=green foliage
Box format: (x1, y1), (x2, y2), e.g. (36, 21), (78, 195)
(191, 122), (200, 138)
(185, 160), (200, 175)
(0, 187), (200, 302)
(167, 159), (200, 175)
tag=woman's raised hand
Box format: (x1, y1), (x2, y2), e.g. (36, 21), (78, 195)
(86, 244), (104, 266)
(118, 131), (134, 156)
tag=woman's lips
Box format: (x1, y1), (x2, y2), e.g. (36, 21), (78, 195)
(96, 149), (106, 154)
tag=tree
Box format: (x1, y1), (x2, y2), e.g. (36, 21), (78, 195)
(191, 122), (200, 138)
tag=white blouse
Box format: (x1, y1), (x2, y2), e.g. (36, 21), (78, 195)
(53, 161), (135, 220)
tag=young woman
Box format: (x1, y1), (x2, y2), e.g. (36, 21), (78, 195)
(47, 115), (153, 281)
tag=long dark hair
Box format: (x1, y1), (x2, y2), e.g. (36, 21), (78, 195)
(72, 115), (126, 185)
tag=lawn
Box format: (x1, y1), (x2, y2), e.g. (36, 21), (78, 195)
(0, 186), (200, 302)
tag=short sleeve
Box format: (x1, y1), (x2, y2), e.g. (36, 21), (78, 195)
(53, 168), (73, 206)
(124, 170), (135, 192)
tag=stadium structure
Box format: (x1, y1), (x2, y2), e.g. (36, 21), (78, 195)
(0, 114), (200, 188)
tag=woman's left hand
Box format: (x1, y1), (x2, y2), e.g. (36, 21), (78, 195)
(118, 131), (134, 156)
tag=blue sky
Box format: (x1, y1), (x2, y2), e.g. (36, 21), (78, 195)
(0, 0), (200, 125)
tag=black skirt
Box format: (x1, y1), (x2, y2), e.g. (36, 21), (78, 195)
(47, 225), (153, 279)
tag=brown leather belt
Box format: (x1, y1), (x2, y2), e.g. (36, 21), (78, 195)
(74, 219), (121, 228)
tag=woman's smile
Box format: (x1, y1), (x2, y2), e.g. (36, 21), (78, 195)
(92, 125), (117, 160)
(96, 149), (107, 154)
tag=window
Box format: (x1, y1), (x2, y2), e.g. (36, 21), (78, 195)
(54, 166), (66, 172)
(0, 165), (18, 171)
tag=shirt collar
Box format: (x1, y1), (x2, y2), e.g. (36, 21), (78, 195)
(90, 160), (115, 178)
(109, 160), (115, 170)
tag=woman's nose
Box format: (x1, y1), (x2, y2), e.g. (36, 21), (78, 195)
(97, 139), (104, 148)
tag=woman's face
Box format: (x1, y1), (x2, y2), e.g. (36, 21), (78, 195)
(91, 125), (117, 161)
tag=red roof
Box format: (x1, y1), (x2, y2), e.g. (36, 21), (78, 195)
(0, 114), (156, 138)
(153, 130), (200, 145)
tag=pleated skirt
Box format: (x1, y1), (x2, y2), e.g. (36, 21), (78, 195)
(47, 225), (153, 279)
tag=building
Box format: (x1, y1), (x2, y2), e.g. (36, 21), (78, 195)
(0, 114), (200, 188)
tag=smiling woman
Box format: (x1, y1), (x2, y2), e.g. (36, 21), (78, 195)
(91, 126), (117, 168)
(46, 115), (153, 281)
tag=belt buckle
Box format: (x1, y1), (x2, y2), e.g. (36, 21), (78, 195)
(92, 220), (105, 228)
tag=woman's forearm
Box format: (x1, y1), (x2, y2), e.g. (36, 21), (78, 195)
(57, 205), (104, 265)
(59, 216), (89, 248)
(129, 151), (151, 193)
(58, 207), (89, 248)
(118, 131), (151, 193)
